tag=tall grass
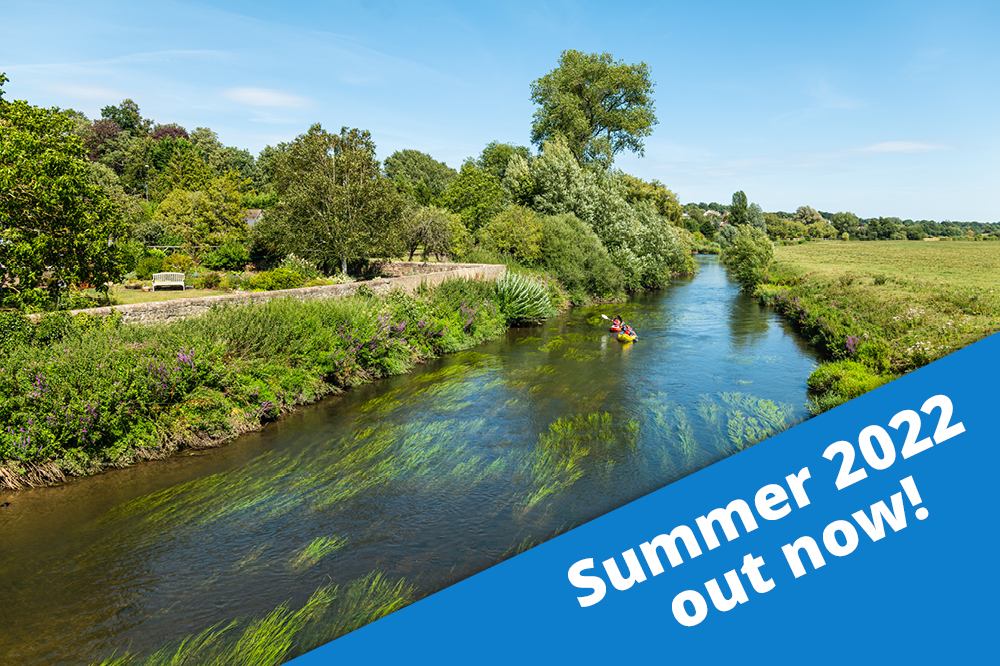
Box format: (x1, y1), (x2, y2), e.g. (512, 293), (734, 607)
(0, 278), (517, 488)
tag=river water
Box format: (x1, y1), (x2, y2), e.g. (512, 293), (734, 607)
(0, 256), (820, 664)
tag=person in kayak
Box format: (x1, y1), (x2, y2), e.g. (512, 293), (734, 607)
(622, 324), (637, 340)
(611, 316), (623, 331)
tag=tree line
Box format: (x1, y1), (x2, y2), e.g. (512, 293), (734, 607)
(1, 49), (701, 310)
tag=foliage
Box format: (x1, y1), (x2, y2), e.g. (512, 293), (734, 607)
(0, 75), (130, 302)
(481, 206), (543, 263)
(530, 49), (657, 167)
(202, 240), (250, 271)
(266, 124), (405, 275)
(278, 253), (322, 280)
(477, 141), (532, 181)
(383, 149), (458, 202)
(724, 225), (774, 292)
(402, 206), (466, 261)
(100, 99), (152, 137)
(793, 205), (824, 226)
(494, 272), (556, 325)
(508, 137), (692, 290)
(620, 174), (682, 224)
(0, 278), (512, 481)
(438, 161), (507, 231)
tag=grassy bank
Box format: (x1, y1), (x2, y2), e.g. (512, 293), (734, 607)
(757, 241), (1000, 413)
(0, 275), (557, 489)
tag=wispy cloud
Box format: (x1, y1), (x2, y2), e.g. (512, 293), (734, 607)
(223, 87), (311, 108)
(856, 141), (949, 153)
(808, 77), (862, 110)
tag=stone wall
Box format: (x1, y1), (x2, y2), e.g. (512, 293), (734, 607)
(26, 263), (506, 326)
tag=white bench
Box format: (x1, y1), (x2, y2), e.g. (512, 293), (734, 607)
(152, 272), (186, 291)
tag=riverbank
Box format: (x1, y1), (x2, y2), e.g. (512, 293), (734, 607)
(755, 241), (1000, 413)
(0, 276), (526, 490)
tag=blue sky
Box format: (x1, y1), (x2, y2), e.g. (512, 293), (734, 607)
(3, 0), (997, 221)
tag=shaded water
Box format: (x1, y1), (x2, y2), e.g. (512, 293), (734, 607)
(0, 257), (819, 664)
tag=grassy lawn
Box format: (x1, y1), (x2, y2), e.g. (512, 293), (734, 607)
(84, 286), (229, 306)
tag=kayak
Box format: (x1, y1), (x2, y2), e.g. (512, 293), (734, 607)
(617, 332), (637, 343)
(609, 325), (622, 332)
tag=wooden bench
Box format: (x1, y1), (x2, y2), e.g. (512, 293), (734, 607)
(151, 272), (186, 291)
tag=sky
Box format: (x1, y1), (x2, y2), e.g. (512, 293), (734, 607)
(2, 0), (998, 222)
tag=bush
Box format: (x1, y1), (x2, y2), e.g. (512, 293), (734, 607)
(194, 271), (222, 289)
(482, 206), (543, 263)
(278, 254), (322, 280)
(536, 213), (622, 304)
(245, 268), (307, 292)
(162, 254), (194, 274)
(135, 254), (165, 279)
(724, 226), (774, 293)
(495, 273), (556, 325)
(807, 360), (893, 400)
(203, 241), (251, 271)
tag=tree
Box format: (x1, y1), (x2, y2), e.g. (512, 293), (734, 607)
(793, 206), (824, 226)
(402, 206), (467, 261)
(724, 226), (774, 293)
(0, 74), (128, 300)
(438, 161), (506, 231)
(267, 124), (405, 274)
(383, 149), (458, 201)
(620, 174), (682, 224)
(530, 50), (657, 167)
(100, 99), (152, 137)
(830, 211), (860, 235)
(477, 141), (532, 181)
(729, 190), (749, 226)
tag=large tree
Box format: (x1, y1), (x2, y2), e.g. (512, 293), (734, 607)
(383, 149), (458, 202)
(267, 124), (404, 274)
(529, 50), (657, 167)
(100, 99), (152, 137)
(0, 74), (128, 300)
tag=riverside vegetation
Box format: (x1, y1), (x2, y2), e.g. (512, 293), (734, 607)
(0, 275), (557, 489)
(725, 239), (1000, 413)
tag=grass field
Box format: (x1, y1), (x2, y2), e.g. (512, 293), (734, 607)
(775, 240), (1000, 289)
(762, 240), (1000, 412)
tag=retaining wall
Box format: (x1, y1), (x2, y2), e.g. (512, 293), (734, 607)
(27, 262), (505, 326)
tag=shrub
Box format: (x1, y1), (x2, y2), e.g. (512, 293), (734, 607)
(162, 254), (194, 274)
(203, 241), (251, 271)
(135, 255), (165, 279)
(482, 206), (543, 263)
(246, 268), (307, 292)
(278, 253), (322, 280)
(724, 226), (774, 293)
(495, 273), (556, 325)
(194, 271), (222, 289)
(807, 360), (893, 400)
(536, 213), (622, 304)
(0, 311), (33, 352)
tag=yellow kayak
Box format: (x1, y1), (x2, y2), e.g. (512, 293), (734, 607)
(617, 332), (637, 343)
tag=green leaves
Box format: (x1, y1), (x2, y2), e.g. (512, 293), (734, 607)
(530, 50), (657, 166)
(0, 78), (129, 301)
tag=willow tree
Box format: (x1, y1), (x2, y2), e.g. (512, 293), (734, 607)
(267, 124), (404, 274)
(530, 50), (657, 168)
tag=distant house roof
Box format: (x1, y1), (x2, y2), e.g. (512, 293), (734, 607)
(244, 209), (263, 226)
(705, 210), (722, 217)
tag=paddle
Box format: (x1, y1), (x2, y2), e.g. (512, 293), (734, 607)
(601, 314), (638, 341)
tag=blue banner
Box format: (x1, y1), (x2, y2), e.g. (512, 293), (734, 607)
(292, 332), (1000, 664)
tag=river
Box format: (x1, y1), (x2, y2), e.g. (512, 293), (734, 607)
(0, 256), (820, 664)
